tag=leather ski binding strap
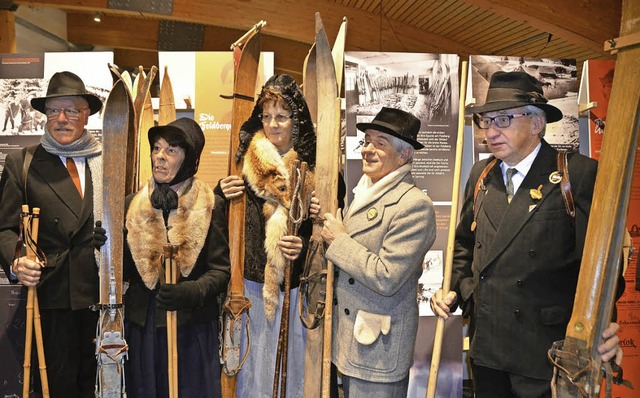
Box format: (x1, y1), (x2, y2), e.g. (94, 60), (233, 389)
(548, 340), (633, 398)
(298, 237), (327, 329)
(219, 294), (252, 376)
(557, 151), (575, 221)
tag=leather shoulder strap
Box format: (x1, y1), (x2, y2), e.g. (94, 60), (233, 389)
(474, 158), (498, 203)
(22, 145), (37, 204)
(557, 151), (575, 221)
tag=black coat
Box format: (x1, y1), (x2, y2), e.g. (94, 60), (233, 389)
(0, 145), (98, 310)
(451, 140), (598, 380)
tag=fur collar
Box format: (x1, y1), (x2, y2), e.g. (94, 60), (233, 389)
(126, 177), (215, 289)
(243, 130), (314, 321)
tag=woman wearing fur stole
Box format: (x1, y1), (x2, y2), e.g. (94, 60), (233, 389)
(123, 118), (230, 397)
(215, 74), (316, 397)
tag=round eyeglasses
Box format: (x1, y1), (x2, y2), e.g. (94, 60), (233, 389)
(45, 108), (88, 120)
(258, 113), (292, 124)
(474, 113), (531, 129)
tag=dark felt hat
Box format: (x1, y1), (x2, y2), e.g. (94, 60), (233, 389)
(356, 107), (424, 149)
(466, 71), (563, 123)
(31, 71), (103, 115)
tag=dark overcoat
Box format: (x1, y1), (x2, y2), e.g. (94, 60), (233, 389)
(0, 144), (98, 309)
(451, 140), (597, 380)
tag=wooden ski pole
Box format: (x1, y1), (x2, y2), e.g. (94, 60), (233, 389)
(164, 244), (179, 398)
(272, 161), (307, 398)
(426, 60), (468, 398)
(21, 205), (49, 398)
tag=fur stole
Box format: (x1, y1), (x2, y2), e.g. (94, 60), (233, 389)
(243, 130), (314, 321)
(126, 177), (215, 289)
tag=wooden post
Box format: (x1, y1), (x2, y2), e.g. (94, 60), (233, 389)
(0, 10), (16, 53)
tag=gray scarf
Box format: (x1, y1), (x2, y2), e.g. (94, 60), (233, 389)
(41, 127), (103, 267)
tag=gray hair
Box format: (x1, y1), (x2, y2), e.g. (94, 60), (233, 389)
(388, 134), (415, 163)
(523, 105), (547, 138)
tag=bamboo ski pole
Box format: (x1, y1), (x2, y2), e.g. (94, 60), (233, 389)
(426, 60), (468, 398)
(21, 205), (49, 398)
(164, 244), (179, 398)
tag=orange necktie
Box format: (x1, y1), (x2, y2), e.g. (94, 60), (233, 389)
(66, 157), (83, 198)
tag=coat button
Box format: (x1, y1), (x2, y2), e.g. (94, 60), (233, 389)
(480, 272), (487, 280)
(514, 309), (521, 317)
(54, 217), (59, 224)
(344, 308), (350, 315)
(516, 280), (524, 287)
(476, 242), (482, 248)
(348, 278), (355, 285)
(333, 298), (338, 305)
(528, 250), (536, 257)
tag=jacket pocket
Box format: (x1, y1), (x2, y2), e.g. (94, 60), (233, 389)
(348, 310), (402, 373)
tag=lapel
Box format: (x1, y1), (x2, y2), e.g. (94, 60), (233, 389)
(344, 174), (413, 237)
(480, 141), (561, 269)
(31, 146), (83, 218)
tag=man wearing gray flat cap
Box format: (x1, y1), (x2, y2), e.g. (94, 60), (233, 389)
(430, 71), (624, 397)
(0, 71), (103, 397)
(313, 106), (436, 397)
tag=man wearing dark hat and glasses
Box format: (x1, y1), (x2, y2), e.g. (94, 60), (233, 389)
(0, 71), (103, 397)
(430, 71), (624, 397)
(313, 107), (436, 397)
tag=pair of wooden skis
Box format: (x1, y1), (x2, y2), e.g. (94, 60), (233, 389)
(96, 64), (177, 397)
(301, 13), (346, 398)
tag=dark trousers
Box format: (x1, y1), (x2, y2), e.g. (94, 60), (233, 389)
(471, 358), (551, 398)
(31, 308), (98, 398)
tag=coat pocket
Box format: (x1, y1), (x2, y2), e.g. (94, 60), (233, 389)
(348, 310), (402, 373)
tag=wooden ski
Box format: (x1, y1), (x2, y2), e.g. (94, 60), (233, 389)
(220, 21), (264, 398)
(551, 1), (639, 396)
(95, 78), (133, 398)
(426, 60), (468, 398)
(135, 66), (158, 190)
(158, 66), (176, 126)
(301, 14), (345, 398)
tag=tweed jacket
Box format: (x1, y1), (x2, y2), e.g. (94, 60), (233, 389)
(451, 140), (598, 380)
(0, 145), (99, 310)
(326, 171), (436, 383)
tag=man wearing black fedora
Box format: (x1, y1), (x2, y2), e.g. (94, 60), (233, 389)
(315, 107), (436, 397)
(430, 71), (623, 397)
(0, 71), (103, 397)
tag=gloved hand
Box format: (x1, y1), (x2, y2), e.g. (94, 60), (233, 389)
(93, 221), (107, 249)
(156, 280), (204, 311)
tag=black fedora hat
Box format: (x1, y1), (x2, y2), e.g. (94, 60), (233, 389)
(31, 71), (103, 115)
(466, 71), (563, 123)
(356, 107), (424, 149)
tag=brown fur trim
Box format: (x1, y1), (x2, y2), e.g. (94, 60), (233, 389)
(126, 178), (215, 289)
(243, 130), (315, 321)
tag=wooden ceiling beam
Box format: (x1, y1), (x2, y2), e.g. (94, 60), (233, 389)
(15, 0), (481, 55)
(461, 0), (621, 54)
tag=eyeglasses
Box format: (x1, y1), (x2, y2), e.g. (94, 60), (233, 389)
(474, 113), (531, 129)
(45, 108), (89, 120)
(258, 113), (292, 124)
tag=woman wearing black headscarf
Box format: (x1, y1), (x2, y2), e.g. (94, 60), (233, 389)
(123, 118), (230, 397)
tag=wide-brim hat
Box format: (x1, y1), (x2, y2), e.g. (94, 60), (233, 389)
(466, 71), (563, 123)
(356, 107), (424, 149)
(31, 71), (103, 115)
